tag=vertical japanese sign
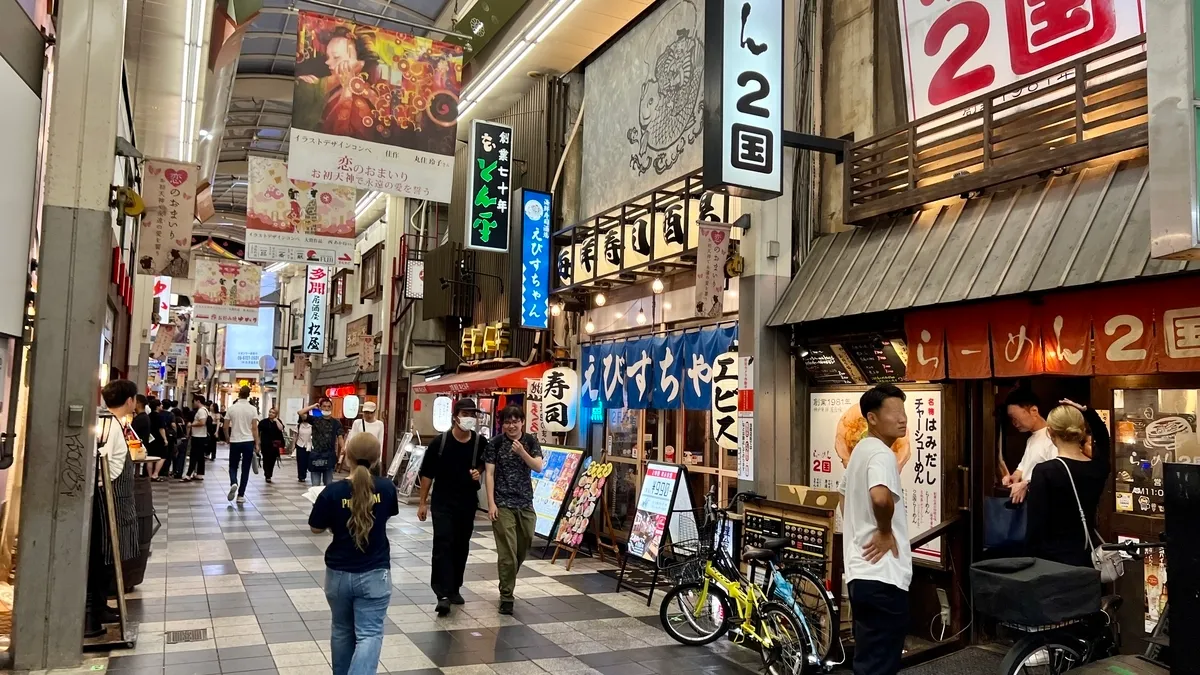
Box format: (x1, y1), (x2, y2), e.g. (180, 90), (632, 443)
(807, 389), (943, 564)
(695, 223), (730, 318)
(153, 276), (172, 325)
(737, 355), (754, 481)
(703, 0), (783, 199)
(525, 378), (550, 443)
(137, 159), (198, 277)
(289, 12), (463, 202)
(192, 259), (262, 325)
(465, 119), (513, 251)
(710, 350), (739, 451)
(520, 189), (552, 329)
(302, 266), (329, 354)
(541, 367), (578, 433)
(245, 156), (357, 266)
(624, 339), (653, 410)
(897, 0), (1146, 120)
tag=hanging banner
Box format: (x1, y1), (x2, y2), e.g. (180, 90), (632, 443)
(738, 355), (755, 481)
(153, 277), (172, 325)
(1040, 294), (1093, 376)
(944, 305), (991, 379)
(168, 308), (190, 359)
(1091, 285), (1156, 375)
(990, 300), (1043, 378)
(1154, 280), (1200, 373)
(192, 259), (262, 325)
(356, 335), (375, 371)
(651, 333), (684, 410)
(519, 189), (552, 329)
(711, 350), (739, 451)
(695, 223), (731, 318)
(904, 310), (946, 381)
(580, 345), (600, 412)
(137, 158), (197, 278)
(624, 338), (653, 410)
(302, 265), (329, 354)
(465, 119), (513, 252)
(541, 367), (578, 433)
(150, 323), (175, 361)
(245, 156), (357, 266)
(600, 343), (626, 409)
(289, 11), (462, 202)
(525, 378), (550, 443)
(683, 328), (717, 410)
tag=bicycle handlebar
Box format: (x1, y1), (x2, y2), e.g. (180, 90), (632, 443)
(1099, 540), (1165, 561)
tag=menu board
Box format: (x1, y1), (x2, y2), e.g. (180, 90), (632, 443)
(801, 345), (865, 385)
(1113, 388), (1199, 516)
(387, 432), (414, 480)
(843, 339), (908, 383)
(555, 459), (614, 548)
(531, 446), (585, 537)
(627, 462), (695, 562)
(397, 445), (427, 499)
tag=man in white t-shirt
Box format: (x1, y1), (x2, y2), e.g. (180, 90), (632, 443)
(224, 386), (260, 503)
(1002, 389), (1056, 504)
(348, 401), (385, 446)
(185, 395), (209, 481)
(840, 384), (912, 675)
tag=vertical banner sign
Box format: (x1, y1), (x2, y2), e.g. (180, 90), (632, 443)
(520, 189), (552, 329)
(432, 396), (453, 432)
(624, 338), (654, 410)
(541, 367), (578, 433)
(289, 12), (463, 202)
(357, 335), (375, 371)
(192, 260), (262, 325)
(525, 378), (550, 443)
(405, 259), (425, 299)
(137, 159), (198, 277)
(465, 119), (514, 251)
(168, 308), (190, 358)
(153, 277), (172, 325)
(897, 0), (1146, 120)
(737, 355), (754, 480)
(245, 156), (357, 266)
(695, 223), (730, 318)
(703, 0), (783, 199)
(711, 351), (739, 450)
(302, 266), (329, 354)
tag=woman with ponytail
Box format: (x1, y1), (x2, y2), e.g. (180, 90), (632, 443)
(308, 433), (399, 675)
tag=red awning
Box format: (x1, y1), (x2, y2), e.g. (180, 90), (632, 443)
(411, 363), (550, 395)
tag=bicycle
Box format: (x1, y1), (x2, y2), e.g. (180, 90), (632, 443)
(656, 489), (840, 674)
(998, 539), (1165, 675)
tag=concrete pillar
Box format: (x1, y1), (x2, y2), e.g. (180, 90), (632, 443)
(379, 195), (406, 451)
(12, 0), (128, 668)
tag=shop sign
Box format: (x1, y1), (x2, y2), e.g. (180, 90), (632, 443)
(896, 0), (1146, 120)
(405, 259), (424, 299)
(599, 344), (627, 409)
(903, 311), (946, 382)
(192, 259), (262, 325)
(703, 0), (783, 199)
(520, 190), (552, 329)
(302, 266), (329, 354)
(541, 367), (578, 433)
(990, 299), (1044, 378)
(525, 378), (550, 443)
(555, 247), (573, 287)
(245, 156), (356, 266)
(288, 12), (462, 202)
(580, 348), (600, 412)
(137, 159), (197, 278)
(651, 333), (684, 409)
(627, 462), (695, 562)
(344, 315), (373, 356)
(465, 119), (513, 252)
(432, 395), (453, 432)
(695, 223), (731, 318)
(153, 276), (172, 325)
(737, 356), (754, 481)
(711, 350), (739, 450)
(1112, 388), (1197, 517)
(623, 339), (653, 409)
(808, 389), (943, 564)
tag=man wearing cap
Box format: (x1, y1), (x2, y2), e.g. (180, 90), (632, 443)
(348, 400), (385, 446)
(417, 398), (486, 616)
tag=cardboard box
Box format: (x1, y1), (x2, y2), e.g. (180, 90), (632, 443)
(776, 484), (840, 512)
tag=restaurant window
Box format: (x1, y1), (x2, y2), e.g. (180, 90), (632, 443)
(1112, 388), (1199, 518)
(360, 243), (384, 300)
(331, 270), (351, 314)
(606, 408), (639, 459)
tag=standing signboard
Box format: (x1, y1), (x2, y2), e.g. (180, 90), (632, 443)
(245, 157), (357, 266)
(518, 189), (552, 329)
(465, 119), (513, 252)
(302, 266), (329, 354)
(137, 159), (198, 278)
(703, 0), (783, 199)
(397, 445), (428, 500)
(530, 445), (585, 538)
(710, 349), (739, 450)
(627, 462), (696, 562)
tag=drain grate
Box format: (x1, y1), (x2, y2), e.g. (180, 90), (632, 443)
(165, 628), (209, 644)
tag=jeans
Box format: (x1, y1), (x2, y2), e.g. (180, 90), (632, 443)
(229, 441), (255, 496)
(296, 446), (309, 481)
(848, 579), (909, 675)
(310, 469), (334, 486)
(430, 502), (476, 599)
(494, 506), (536, 601)
(324, 567), (391, 675)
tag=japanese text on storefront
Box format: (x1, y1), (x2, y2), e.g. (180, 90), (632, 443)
(465, 120), (513, 252)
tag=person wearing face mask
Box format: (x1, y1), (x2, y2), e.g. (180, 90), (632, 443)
(417, 398), (485, 617)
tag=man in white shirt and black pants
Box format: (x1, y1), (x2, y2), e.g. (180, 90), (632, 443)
(841, 384), (913, 675)
(225, 385), (260, 504)
(1001, 388), (1056, 504)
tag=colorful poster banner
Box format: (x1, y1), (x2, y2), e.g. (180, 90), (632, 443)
(246, 156), (356, 266)
(192, 259), (262, 325)
(530, 446), (584, 538)
(289, 11), (462, 202)
(695, 223), (730, 318)
(519, 189), (552, 329)
(555, 459), (612, 548)
(137, 159), (198, 278)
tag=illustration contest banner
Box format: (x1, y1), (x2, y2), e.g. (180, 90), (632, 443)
(192, 259), (262, 325)
(288, 11), (462, 203)
(246, 157), (357, 266)
(137, 159), (198, 278)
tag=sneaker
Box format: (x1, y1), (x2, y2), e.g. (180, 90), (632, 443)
(236, 496), (246, 504)
(499, 600), (514, 615)
(265, 478), (272, 483)
(450, 593), (465, 605)
(227, 483), (238, 501)
(435, 598), (451, 617)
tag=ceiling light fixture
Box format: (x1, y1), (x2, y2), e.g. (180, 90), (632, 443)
(584, 317), (595, 334)
(178, 0), (208, 162)
(651, 277), (664, 294)
(355, 191), (382, 218)
(594, 292), (606, 307)
(635, 308), (647, 325)
(550, 300), (563, 317)
(264, 262), (287, 274)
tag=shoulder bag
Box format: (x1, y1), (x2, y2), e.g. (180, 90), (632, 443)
(1056, 457), (1123, 583)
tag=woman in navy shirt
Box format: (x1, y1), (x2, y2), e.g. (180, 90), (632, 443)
(309, 433), (398, 675)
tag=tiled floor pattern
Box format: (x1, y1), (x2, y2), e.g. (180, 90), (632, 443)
(98, 453), (761, 675)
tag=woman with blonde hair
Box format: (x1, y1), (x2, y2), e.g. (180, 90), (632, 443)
(1025, 399), (1111, 568)
(308, 433), (399, 675)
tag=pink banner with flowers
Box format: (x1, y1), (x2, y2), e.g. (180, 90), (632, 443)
(246, 157), (357, 266)
(137, 159), (198, 277)
(192, 259), (262, 325)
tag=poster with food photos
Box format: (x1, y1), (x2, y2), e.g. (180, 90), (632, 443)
(555, 459), (613, 548)
(530, 446), (584, 538)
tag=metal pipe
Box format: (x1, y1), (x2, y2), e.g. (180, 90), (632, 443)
(551, 98), (584, 195)
(288, 0), (475, 40)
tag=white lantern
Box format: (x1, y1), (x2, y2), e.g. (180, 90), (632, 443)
(540, 367), (578, 433)
(432, 396), (453, 433)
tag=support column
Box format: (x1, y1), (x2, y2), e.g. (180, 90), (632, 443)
(12, 0), (127, 668)
(737, 0), (800, 498)
(379, 195), (406, 451)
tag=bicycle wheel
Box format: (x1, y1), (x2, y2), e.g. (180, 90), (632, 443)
(659, 582), (732, 646)
(999, 634), (1087, 675)
(779, 565), (838, 662)
(759, 601), (809, 675)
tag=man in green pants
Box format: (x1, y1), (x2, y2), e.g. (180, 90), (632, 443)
(484, 405), (545, 615)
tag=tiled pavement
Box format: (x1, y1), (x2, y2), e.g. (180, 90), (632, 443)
(100, 453), (762, 675)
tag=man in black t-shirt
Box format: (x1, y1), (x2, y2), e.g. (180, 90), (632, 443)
(483, 406), (544, 615)
(417, 398), (485, 616)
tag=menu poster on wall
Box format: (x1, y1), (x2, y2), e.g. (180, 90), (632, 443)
(627, 462), (696, 562)
(530, 446), (584, 538)
(801, 345), (866, 385)
(1112, 388), (1198, 515)
(555, 459), (613, 548)
(808, 389), (944, 564)
(843, 339), (908, 383)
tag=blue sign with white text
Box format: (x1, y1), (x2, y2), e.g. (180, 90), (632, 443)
(519, 189), (552, 329)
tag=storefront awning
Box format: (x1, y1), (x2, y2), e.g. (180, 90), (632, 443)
(411, 363), (550, 395)
(769, 153), (1200, 328)
(311, 352), (380, 388)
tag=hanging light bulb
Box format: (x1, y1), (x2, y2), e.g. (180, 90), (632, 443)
(636, 308), (647, 325)
(594, 292), (607, 307)
(550, 300), (563, 317)
(651, 277), (664, 294)
(584, 318), (596, 334)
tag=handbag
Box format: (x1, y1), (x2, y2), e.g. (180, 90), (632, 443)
(983, 496), (1027, 551)
(1056, 458), (1123, 583)
(252, 453), (261, 474)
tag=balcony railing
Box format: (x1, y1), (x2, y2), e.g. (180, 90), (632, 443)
(844, 36), (1148, 224)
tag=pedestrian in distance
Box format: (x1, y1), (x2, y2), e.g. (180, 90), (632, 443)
(258, 407), (286, 483)
(183, 395), (209, 481)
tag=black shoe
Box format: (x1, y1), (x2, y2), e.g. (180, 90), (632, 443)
(435, 598), (451, 617)
(450, 593), (465, 605)
(499, 600), (514, 615)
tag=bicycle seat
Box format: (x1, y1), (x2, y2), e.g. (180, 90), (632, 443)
(761, 537), (791, 551)
(742, 547), (777, 563)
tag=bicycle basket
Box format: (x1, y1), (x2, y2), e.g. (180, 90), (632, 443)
(655, 507), (718, 573)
